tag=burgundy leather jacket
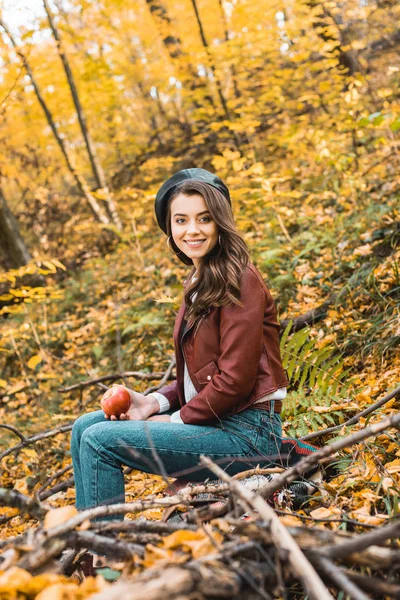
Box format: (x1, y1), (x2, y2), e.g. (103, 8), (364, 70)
(157, 263), (288, 425)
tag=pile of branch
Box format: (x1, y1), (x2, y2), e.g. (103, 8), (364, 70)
(1, 407), (400, 599)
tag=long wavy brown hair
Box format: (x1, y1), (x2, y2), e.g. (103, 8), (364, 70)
(166, 180), (250, 321)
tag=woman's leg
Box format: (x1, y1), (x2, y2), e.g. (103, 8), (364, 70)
(77, 407), (281, 518)
(71, 410), (108, 510)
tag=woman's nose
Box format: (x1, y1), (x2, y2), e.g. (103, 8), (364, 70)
(186, 220), (200, 234)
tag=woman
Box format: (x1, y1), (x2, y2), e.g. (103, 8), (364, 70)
(71, 167), (291, 518)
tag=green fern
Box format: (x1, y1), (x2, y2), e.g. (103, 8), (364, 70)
(280, 322), (357, 436)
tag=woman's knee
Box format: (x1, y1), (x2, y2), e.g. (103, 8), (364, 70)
(71, 410), (104, 446)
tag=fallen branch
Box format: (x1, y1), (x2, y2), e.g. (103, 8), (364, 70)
(201, 455), (334, 600)
(319, 520), (400, 561)
(301, 384), (400, 441)
(0, 424), (74, 461)
(0, 424), (26, 443)
(311, 554), (370, 600)
(280, 295), (336, 333)
(36, 464), (72, 496)
(58, 370), (172, 393)
(0, 488), (47, 520)
(259, 411), (400, 500)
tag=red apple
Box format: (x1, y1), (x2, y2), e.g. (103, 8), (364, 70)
(100, 385), (131, 417)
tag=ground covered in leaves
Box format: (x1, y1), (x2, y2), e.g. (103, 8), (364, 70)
(0, 0), (399, 595)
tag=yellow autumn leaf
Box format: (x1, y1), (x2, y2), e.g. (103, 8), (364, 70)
(27, 355), (43, 370)
(154, 293), (179, 304)
(309, 506), (341, 520)
(384, 458), (400, 473)
(0, 567), (32, 593)
(50, 258), (66, 271)
(0, 379), (7, 388)
(24, 574), (68, 597)
(44, 505), (78, 530)
(36, 582), (72, 600)
(279, 514), (304, 527)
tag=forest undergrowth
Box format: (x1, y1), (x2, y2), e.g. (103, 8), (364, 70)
(0, 0), (399, 596)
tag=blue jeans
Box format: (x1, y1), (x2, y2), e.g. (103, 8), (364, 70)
(71, 406), (282, 517)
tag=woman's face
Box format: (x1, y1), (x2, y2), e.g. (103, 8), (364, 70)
(170, 192), (219, 268)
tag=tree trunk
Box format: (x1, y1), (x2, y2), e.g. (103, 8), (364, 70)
(190, 0), (242, 148)
(217, 0), (241, 100)
(0, 18), (110, 226)
(42, 0), (122, 230)
(0, 189), (31, 270)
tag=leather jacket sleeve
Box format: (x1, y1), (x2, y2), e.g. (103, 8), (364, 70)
(179, 267), (267, 424)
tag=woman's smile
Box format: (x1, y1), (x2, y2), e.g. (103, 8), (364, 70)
(185, 239), (206, 247)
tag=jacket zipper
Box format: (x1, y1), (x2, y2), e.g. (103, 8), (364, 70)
(180, 308), (210, 385)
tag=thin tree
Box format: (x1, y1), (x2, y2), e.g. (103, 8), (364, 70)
(0, 188), (31, 270)
(189, 0), (242, 148)
(145, 0), (216, 111)
(42, 0), (121, 230)
(217, 0), (241, 100)
(0, 18), (110, 226)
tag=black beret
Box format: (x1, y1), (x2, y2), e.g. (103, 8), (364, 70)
(154, 168), (231, 234)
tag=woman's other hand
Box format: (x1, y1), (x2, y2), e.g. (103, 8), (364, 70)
(102, 385), (159, 421)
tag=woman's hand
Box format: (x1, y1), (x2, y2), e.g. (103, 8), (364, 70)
(102, 385), (159, 421)
(146, 415), (171, 422)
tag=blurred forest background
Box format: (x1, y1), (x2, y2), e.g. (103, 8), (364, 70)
(0, 0), (399, 579)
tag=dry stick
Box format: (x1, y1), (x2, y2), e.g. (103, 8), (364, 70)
(0, 424), (26, 442)
(0, 488), (47, 520)
(201, 456), (335, 600)
(68, 530), (144, 559)
(345, 570), (400, 598)
(91, 519), (198, 534)
(319, 520), (400, 561)
(144, 356), (176, 395)
(311, 554), (370, 600)
(36, 464), (73, 496)
(259, 411), (400, 500)
(0, 424), (74, 461)
(58, 370), (169, 392)
(302, 384), (400, 441)
(39, 476), (74, 501)
(42, 497), (192, 540)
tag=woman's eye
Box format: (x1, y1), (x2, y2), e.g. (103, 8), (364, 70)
(200, 216), (211, 222)
(176, 218), (185, 224)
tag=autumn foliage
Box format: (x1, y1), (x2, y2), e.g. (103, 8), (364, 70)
(0, 0), (399, 596)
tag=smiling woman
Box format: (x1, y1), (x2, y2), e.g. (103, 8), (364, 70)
(71, 167), (294, 533)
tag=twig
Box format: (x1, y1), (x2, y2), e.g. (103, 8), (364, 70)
(301, 384), (400, 441)
(0, 488), (47, 520)
(0, 424), (74, 461)
(201, 456), (334, 600)
(320, 520), (400, 561)
(39, 476), (74, 501)
(311, 554), (370, 600)
(69, 530), (144, 558)
(259, 411), (400, 500)
(42, 496), (192, 539)
(58, 370), (173, 393)
(91, 519), (198, 533)
(0, 424), (26, 442)
(144, 356), (176, 394)
(36, 464), (72, 496)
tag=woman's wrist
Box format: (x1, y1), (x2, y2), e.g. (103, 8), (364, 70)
(146, 394), (161, 416)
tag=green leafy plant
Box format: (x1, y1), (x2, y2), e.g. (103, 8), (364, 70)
(280, 322), (357, 437)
